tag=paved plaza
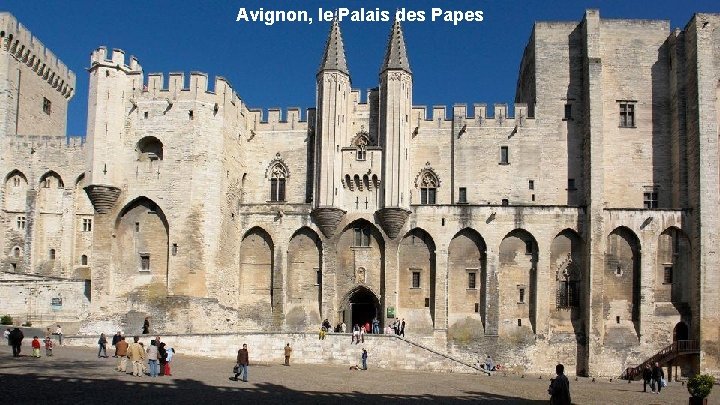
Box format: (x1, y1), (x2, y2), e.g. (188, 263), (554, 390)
(0, 344), (708, 404)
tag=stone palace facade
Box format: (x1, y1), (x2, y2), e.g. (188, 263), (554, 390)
(1, 9), (719, 376)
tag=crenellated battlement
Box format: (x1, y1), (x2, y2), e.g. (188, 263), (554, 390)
(89, 46), (142, 72)
(248, 107), (310, 132)
(3, 134), (86, 151)
(411, 102), (535, 129)
(0, 12), (76, 99)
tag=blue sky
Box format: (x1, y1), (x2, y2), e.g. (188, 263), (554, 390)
(3, 1), (718, 136)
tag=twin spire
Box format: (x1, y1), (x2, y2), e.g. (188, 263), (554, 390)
(318, 17), (411, 76)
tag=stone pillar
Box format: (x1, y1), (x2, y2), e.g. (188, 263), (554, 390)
(320, 238), (338, 323)
(90, 211), (114, 311)
(23, 189), (37, 273)
(485, 252), (499, 336)
(383, 239), (400, 326)
(60, 189), (75, 278)
(434, 246), (449, 330)
(272, 237), (287, 328)
(534, 242), (551, 337)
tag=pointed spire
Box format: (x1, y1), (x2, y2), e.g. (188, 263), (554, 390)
(381, 18), (411, 74)
(318, 17), (349, 76)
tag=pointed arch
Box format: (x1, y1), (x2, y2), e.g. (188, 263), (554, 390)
(498, 228), (539, 335)
(448, 228), (487, 331)
(39, 170), (64, 188)
(606, 226), (641, 339)
(136, 136), (163, 161)
(266, 154), (288, 202)
(74, 172), (86, 186)
(414, 163), (440, 205)
(5, 169), (27, 184)
(657, 226), (690, 307)
(399, 227), (437, 330)
(287, 227), (323, 329)
(239, 226), (275, 318)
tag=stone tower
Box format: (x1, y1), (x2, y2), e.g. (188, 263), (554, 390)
(377, 19), (412, 239)
(311, 18), (351, 237)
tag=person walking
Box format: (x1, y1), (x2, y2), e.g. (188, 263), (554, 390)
(9, 327), (23, 357)
(232, 343), (249, 382)
(44, 336), (53, 356)
(146, 340), (159, 377)
(284, 343), (292, 366)
(127, 336), (146, 377)
(98, 333), (108, 358)
(642, 364), (652, 392)
(115, 336), (129, 373)
(55, 325), (63, 346)
(400, 318), (406, 337)
(651, 362), (665, 394)
(142, 317), (150, 335)
(361, 348), (368, 370)
(548, 363), (571, 405)
(111, 331), (121, 357)
(352, 324), (360, 344)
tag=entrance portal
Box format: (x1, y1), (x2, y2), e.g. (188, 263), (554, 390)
(346, 287), (380, 330)
(673, 321), (689, 341)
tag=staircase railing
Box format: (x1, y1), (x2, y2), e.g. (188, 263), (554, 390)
(623, 340), (699, 380)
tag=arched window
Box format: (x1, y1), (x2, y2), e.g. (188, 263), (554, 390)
(269, 163), (287, 202)
(556, 253), (581, 308)
(81, 255), (88, 266)
(13, 247), (20, 258)
(419, 172), (438, 205)
(356, 145), (366, 161)
(136, 136), (164, 161)
(49, 249), (56, 260)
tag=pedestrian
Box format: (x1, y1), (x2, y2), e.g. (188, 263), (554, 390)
(359, 324), (365, 343)
(127, 336), (146, 376)
(284, 343), (292, 366)
(147, 340), (159, 377)
(484, 355), (495, 371)
(31, 336), (41, 358)
(642, 364), (652, 392)
(164, 346), (174, 376)
(352, 324), (360, 344)
(9, 327), (23, 357)
(158, 342), (167, 376)
(4, 328), (10, 345)
(361, 348), (368, 370)
(142, 317), (150, 334)
(400, 318), (406, 337)
(319, 324), (327, 340)
(231, 343), (249, 382)
(363, 321), (370, 335)
(548, 363), (571, 405)
(651, 362), (665, 394)
(372, 317), (379, 334)
(55, 324), (63, 345)
(115, 336), (128, 372)
(45, 327), (52, 339)
(341, 322), (347, 333)
(44, 336), (53, 356)
(111, 331), (121, 357)
(98, 333), (108, 358)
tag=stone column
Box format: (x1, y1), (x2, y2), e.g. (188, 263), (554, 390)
(383, 239), (400, 326)
(434, 246), (449, 330)
(320, 238), (338, 323)
(485, 251), (499, 336)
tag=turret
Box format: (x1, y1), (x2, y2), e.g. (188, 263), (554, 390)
(311, 18), (351, 237)
(84, 47), (143, 213)
(377, 19), (412, 239)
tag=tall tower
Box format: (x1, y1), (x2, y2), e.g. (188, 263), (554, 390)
(377, 19), (412, 239)
(311, 18), (351, 238)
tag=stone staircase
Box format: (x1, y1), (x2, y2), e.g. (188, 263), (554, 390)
(64, 332), (482, 374)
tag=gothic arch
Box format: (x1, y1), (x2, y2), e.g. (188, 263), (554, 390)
(4, 170), (28, 211)
(605, 226), (641, 339)
(657, 226), (691, 308)
(112, 196), (169, 297)
(264, 153), (290, 179)
(5, 169), (27, 184)
(399, 227), (437, 330)
(136, 136), (164, 161)
(351, 132), (370, 147)
(498, 228), (539, 335)
(413, 163), (441, 188)
(287, 227), (322, 329)
(239, 226), (275, 317)
(448, 228), (487, 331)
(39, 170), (64, 188)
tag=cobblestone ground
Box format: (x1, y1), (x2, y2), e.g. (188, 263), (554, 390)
(0, 344), (708, 404)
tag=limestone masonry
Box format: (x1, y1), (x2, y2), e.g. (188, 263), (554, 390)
(1, 9), (719, 377)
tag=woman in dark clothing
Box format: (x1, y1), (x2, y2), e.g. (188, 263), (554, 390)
(642, 364), (653, 392)
(158, 342), (167, 376)
(142, 317), (150, 334)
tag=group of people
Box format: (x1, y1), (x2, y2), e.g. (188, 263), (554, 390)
(642, 362), (666, 394)
(321, 317), (407, 341)
(109, 333), (174, 378)
(5, 325), (61, 358)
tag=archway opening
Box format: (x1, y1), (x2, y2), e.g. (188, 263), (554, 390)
(673, 321), (689, 341)
(347, 287), (380, 331)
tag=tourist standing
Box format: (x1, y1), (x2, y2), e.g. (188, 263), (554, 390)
(4, 328), (10, 345)
(98, 333), (108, 358)
(111, 331), (121, 357)
(400, 319), (406, 337)
(55, 325), (63, 345)
(341, 322), (347, 333)
(164, 346), (174, 376)
(158, 342), (167, 376)
(44, 336), (53, 356)
(361, 348), (368, 370)
(284, 343), (292, 366)
(359, 324), (365, 343)
(127, 336), (146, 376)
(372, 317), (379, 334)
(548, 363), (571, 405)
(352, 324), (360, 344)
(9, 327), (23, 357)
(142, 317), (150, 335)
(232, 343), (249, 382)
(652, 362), (665, 394)
(115, 336), (128, 372)
(147, 340), (159, 377)
(31, 336), (41, 358)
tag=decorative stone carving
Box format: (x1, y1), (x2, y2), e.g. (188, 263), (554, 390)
(376, 207), (411, 239)
(311, 207), (346, 238)
(84, 184), (121, 214)
(355, 267), (366, 284)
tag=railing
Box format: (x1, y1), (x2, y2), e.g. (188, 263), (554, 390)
(623, 340), (699, 380)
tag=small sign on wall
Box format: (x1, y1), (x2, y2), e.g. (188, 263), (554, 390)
(51, 297), (62, 309)
(386, 306), (395, 319)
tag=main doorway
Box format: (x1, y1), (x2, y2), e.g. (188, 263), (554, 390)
(345, 286), (380, 330)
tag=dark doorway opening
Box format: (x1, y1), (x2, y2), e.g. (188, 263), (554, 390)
(673, 321), (689, 341)
(347, 287), (380, 331)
